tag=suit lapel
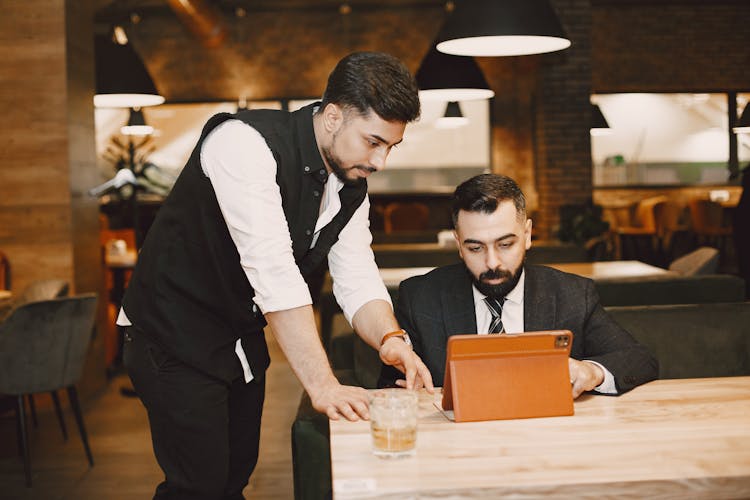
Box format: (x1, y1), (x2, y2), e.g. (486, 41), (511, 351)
(523, 266), (557, 331)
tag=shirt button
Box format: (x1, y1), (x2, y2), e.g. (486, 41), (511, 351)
(304, 166), (310, 172)
(305, 229), (312, 236)
(313, 190), (320, 197)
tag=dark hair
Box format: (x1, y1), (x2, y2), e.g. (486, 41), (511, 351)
(451, 174), (526, 228)
(319, 52), (420, 123)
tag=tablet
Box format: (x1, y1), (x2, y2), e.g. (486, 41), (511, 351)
(441, 330), (574, 422)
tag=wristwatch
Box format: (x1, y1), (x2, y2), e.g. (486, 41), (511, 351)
(380, 328), (412, 348)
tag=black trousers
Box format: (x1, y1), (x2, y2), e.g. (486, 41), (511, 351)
(123, 327), (265, 500)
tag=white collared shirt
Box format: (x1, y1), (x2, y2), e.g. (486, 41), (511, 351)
(471, 269), (617, 394)
(119, 118), (391, 383)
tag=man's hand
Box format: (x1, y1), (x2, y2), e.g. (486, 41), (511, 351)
(379, 337), (434, 393)
(308, 380), (371, 421)
(568, 358), (604, 398)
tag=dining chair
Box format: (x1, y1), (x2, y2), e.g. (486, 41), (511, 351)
(0, 294), (98, 487)
(688, 198), (733, 243)
(613, 196), (667, 263)
(654, 200), (690, 263)
(14, 279), (70, 307)
(0, 279), (71, 439)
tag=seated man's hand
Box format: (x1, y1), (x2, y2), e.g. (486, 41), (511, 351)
(568, 358), (605, 399)
(379, 338), (434, 393)
(309, 380), (371, 421)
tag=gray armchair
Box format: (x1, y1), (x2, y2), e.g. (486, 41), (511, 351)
(0, 279), (70, 438)
(668, 246), (720, 276)
(0, 294), (98, 487)
(14, 279), (70, 307)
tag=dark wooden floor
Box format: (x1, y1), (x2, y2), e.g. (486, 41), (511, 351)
(0, 330), (303, 499)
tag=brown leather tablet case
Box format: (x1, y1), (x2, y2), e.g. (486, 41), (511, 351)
(441, 331), (574, 422)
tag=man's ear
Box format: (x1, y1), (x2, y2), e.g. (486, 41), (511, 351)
(322, 103), (343, 134)
(524, 218), (533, 250)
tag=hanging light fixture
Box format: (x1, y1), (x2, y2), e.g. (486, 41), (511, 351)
(733, 103), (750, 134)
(435, 101), (470, 129)
(590, 103), (611, 136)
(436, 0), (571, 57)
(121, 108), (154, 136)
(416, 43), (494, 101)
(94, 34), (165, 108)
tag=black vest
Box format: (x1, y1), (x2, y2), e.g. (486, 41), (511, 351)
(123, 103), (367, 382)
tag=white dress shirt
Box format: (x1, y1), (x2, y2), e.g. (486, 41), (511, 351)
(119, 118), (391, 383)
(471, 269), (617, 394)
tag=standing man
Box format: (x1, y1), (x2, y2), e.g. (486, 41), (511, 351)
(120, 52), (433, 500)
(380, 173), (657, 396)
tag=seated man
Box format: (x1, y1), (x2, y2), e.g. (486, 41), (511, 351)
(380, 174), (658, 397)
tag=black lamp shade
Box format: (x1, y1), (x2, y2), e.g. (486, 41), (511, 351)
(121, 108), (154, 136)
(435, 101), (469, 129)
(416, 44), (494, 101)
(591, 103), (609, 129)
(436, 0), (571, 57)
(733, 103), (750, 134)
(94, 34), (165, 108)
(444, 101), (464, 118)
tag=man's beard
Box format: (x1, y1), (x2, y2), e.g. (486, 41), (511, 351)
(468, 259), (524, 300)
(321, 144), (373, 188)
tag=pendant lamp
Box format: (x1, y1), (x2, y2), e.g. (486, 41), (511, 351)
(121, 108), (154, 136)
(590, 103), (611, 136)
(435, 101), (470, 129)
(733, 104), (750, 134)
(436, 0), (571, 57)
(94, 34), (165, 108)
(416, 44), (494, 101)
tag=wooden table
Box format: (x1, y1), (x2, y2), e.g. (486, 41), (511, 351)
(378, 261), (676, 289)
(546, 260), (678, 281)
(330, 377), (750, 499)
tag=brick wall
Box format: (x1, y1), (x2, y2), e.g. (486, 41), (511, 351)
(534, 0), (593, 239)
(129, 7), (445, 101)
(592, 0), (750, 92)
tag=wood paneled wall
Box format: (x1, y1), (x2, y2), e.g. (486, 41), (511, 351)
(0, 0), (106, 395)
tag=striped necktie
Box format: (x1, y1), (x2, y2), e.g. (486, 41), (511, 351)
(484, 297), (506, 334)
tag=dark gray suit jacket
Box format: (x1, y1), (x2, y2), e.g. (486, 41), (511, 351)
(380, 264), (658, 393)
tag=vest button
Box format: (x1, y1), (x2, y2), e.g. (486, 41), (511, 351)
(319, 169), (326, 175)
(304, 166), (310, 172)
(305, 229), (312, 236)
(313, 190), (320, 197)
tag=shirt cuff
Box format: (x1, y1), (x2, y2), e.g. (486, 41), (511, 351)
(337, 284), (393, 326)
(252, 282), (313, 314)
(585, 360), (617, 394)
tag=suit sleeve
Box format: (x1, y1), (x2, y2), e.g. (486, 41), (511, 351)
(377, 279), (422, 388)
(580, 280), (659, 393)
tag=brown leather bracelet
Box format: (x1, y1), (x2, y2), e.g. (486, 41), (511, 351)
(380, 328), (408, 347)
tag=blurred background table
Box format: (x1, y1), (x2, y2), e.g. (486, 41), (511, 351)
(547, 260), (677, 281)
